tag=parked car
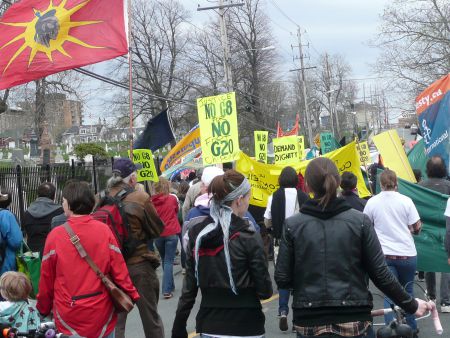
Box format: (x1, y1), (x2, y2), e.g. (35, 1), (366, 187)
(410, 124), (418, 135)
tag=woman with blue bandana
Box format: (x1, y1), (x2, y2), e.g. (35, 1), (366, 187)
(172, 170), (273, 338)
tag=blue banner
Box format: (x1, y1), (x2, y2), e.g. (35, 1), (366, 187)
(416, 74), (450, 173)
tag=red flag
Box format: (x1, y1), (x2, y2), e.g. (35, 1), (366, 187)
(0, 0), (128, 89)
(276, 114), (299, 137)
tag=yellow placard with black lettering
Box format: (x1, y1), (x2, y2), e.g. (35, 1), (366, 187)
(356, 141), (371, 166)
(129, 149), (159, 182)
(273, 136), (299, 165)
(254, 131), (268, 163)
(236, 141), (370, 207)
(297, 136), (305, 160)
(197, 92), (240, 165)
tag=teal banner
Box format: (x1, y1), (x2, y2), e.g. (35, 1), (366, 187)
(407, 139), (428, 180)
(376, 170), (450, 272)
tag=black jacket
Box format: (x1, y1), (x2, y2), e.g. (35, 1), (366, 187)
(275, 198), (418, 326)
(172, 214), (273, 337)
(22, 198), (64, 256)
(341, 190), (367, 212)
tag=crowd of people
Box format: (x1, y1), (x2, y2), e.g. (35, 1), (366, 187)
(1, 154), (449, 338)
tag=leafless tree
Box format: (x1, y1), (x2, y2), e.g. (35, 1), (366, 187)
(299, 53), (356, 138)
(373, 0), (450, 100)
(107, 0), (196, 135)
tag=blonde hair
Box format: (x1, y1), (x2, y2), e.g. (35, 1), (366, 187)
(154, 177), (170, 195)
(0, 271), (32, 301)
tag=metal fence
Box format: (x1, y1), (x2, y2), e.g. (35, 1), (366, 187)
(0, 158), (113, 223)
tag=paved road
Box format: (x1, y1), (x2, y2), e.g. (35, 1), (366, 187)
(124, 259), (448, 338)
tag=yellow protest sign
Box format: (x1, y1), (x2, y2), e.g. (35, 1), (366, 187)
(236, 141), (371, 207)
(254, 131), (268, 163)
(197, 92), (239, 165)
(356, 141), (371, 165)
(130, 149), (159, 182)
(297, 136), (305, 160)
(314, 133), (321, 148)
(373, 129), (416, 183)
(273, 135), (300, 165)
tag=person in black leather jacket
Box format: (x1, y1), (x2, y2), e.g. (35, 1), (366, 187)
(275, 157), (430, 338)
(172, 170), (272, 338)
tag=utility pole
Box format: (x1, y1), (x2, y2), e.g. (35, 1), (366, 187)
(198, 1), (244, 92)
(290, 27), (314, 147)
(324, 53), (336, 137)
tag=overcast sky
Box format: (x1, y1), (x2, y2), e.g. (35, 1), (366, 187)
(84, 0), (392, 124)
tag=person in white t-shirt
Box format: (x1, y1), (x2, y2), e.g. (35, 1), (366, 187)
(264, 166), (309, 333)
(364, 169), (422, 335)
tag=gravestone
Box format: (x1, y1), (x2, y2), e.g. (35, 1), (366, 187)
(54, 147), (64, 163)
(11, 149), (24, 165)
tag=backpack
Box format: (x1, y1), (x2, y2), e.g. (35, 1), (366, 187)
(92, 188), (147, 260)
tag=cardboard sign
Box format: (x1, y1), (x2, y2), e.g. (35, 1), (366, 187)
(373, 130), (416, 183)
(356, 141), (371, 165)
(273, 135), (300, 165)
(130, 149), (159, 182)
(197, 92), (239, 165)
(254, 131), (268, 163)
(297, 135), (305, 160)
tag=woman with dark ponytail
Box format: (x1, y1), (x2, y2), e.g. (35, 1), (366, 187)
(275, 158), (430, 338)
(172, 170), (273, 338)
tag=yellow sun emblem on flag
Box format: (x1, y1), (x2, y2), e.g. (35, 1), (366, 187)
(0, 0), (103, 74)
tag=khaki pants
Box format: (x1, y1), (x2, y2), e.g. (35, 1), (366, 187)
(115, 260), (164, 338)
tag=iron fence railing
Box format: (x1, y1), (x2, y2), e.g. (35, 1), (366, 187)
(0, 158), (113, 223)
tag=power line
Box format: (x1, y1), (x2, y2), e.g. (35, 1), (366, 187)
(268, 0), (299, 28)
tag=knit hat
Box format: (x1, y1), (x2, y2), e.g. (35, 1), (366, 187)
(201, 166), (224, 187)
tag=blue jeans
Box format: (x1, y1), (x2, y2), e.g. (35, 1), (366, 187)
(155, 235), (178, 294)
(279, 288), (290, 315)
(384, 256), (417, 331)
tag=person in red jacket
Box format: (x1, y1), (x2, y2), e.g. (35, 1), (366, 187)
(151, 177), (181, 299)
(37, 181), (139, 338)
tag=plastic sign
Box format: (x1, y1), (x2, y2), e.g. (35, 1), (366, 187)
(320, 132), (336, 154)
(273, 135), (300, 165)
(130, 149), (159, 182)
(197, 92), (240, 165)
(356, 141), (371, 165)
(254, 131), (268, 163)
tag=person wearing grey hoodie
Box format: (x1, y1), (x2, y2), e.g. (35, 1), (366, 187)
(22, 182), (64, 256)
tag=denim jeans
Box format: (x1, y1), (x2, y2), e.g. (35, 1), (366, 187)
(155, 235), (178, 294)
(279, 288), (290, 315)
(425, 272), (450, 304)
(384, 256), (417, 331)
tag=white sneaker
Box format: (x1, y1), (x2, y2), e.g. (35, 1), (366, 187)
(441, 304), (450, 313)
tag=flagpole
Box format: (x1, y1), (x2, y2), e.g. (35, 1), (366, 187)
(127, 0), (134, 159)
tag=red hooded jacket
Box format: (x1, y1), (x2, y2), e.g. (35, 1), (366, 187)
(37, 215), (140, 338)
(151, 193), (181, 237)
